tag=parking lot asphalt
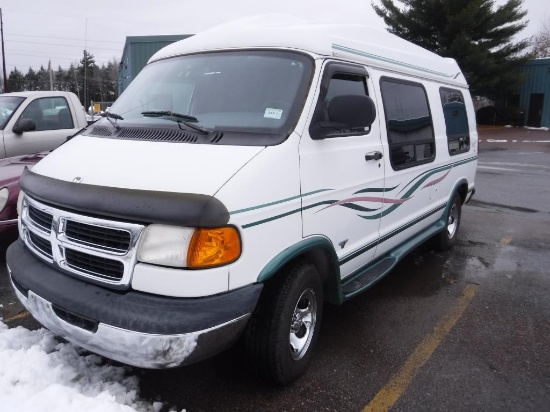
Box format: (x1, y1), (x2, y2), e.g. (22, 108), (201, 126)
(1, 127), (549, 411)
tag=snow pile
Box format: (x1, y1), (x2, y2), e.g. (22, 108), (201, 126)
(0, 320), (166, 412)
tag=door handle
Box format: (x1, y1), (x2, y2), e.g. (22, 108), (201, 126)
(365, 151), (383, 161)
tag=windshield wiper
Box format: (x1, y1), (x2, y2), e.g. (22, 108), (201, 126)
(101, 111), (123, 129)
(141, 111), (210, 135)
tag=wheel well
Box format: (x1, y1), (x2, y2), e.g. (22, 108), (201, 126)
(263, 247), (342, 305)
(457, 182), (468, 204)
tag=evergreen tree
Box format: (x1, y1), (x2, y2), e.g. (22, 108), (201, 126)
(5, 51), (119, 104)
(66, 63), (80, 99)
(372, 0), (530, 98)
(55, 65), (65, 91)
(78, 50), (101, 106)
(25, 67), (39, 91)
(7, 67), (25, 92)
(37, 65), (49, 91)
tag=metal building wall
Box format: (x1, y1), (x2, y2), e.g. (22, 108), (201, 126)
(118, 35), (192, 95)
(517, 58), (550, 127)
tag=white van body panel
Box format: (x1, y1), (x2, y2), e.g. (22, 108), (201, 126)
(215, 133), (303, 291)
(32, 134), (264, 195)
(150, 15), (465, 88)
(131, 262), (229, 297)
(299, 61), (385, 278)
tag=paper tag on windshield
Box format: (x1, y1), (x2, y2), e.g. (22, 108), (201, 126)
(264, 108), (283, 119)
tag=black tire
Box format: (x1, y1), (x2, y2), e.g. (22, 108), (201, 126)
(243, 261), (323, 385)
(435, 193), (462, 251)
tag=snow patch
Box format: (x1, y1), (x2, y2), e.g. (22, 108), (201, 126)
(0, 321), (175, 412)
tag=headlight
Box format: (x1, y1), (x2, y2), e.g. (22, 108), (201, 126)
(137, 224), (242, 269)
(137, 224), (195, 267)
(16, 191), (25, 216)
(0, 187), (8, 213)
(187, 226), (241, 269)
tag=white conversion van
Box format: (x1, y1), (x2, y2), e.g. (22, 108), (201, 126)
(7, 16), (477, 385)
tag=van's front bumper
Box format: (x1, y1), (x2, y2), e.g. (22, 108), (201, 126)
(6, 240), (262, 368)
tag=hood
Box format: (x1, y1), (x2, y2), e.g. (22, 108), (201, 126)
(0, 152), (47, 187)
(31, 135), (265, 196)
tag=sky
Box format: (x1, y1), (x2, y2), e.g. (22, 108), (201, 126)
(0, 0), (547, 74)
(0, 320), (178, 412)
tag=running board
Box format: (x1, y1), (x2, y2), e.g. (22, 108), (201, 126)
(341, 256), (397, 297)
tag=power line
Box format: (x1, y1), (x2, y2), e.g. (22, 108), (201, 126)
(6, 32), (124, 45)
(6, 39), (122, 52)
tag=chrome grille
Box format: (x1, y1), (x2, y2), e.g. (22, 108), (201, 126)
(28, 231), (53, 259)
(20, 196), (144, 288)
(28, 204), (53, 233)
(65, 249), (124, 280)
(65, 220), (131, 252)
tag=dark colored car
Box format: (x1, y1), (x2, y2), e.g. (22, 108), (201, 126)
(0, 152), (47, 248)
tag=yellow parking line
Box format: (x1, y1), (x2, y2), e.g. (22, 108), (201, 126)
(363, 284), (478, 412)
(501, 236), (513, 245)
(3, 311), (30, 323)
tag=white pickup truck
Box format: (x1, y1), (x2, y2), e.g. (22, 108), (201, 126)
(0, 91), (87, 159)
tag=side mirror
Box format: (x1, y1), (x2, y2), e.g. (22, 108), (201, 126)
(311, 95), (377, 139)
(327, 94), (376, 129)
(12, 118), (37, 134)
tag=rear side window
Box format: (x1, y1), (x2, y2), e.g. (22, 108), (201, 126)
(440, 88), (470, 155)
(380, 78), (435, 170)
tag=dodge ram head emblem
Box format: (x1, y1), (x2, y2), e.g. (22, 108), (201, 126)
(73, 177), (83, 183)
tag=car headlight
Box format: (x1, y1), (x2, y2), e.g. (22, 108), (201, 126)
(137, 224), (242, 269)
(16, 191), (25, 216)
(0, 187), (8, 213)
(137, 224), (195, 268)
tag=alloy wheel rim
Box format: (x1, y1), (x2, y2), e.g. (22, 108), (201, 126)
(289, 288), (317, 361)
(447, 204), (458, 238)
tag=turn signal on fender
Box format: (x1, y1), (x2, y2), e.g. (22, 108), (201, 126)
(187, 227), (241, 268)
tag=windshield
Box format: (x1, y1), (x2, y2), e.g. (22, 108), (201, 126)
(110, 50), (313, 137)
(0, 96), (25, 130)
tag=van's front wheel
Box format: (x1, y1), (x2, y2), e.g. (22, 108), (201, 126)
(243, 262), (323, 385)
(435, 193), (462, 250)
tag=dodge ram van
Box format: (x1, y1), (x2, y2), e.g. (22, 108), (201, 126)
(7, 15), (477, 384)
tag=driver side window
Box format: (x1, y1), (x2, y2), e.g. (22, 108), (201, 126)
(308, 64), (373, 140)
(20, 97), (74, 132)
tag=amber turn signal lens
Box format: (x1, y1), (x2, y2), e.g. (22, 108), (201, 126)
(187, 227), (241, 268)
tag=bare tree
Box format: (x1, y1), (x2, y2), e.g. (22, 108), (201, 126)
(532, 17), (550, 58)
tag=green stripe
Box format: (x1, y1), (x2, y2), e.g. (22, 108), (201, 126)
(333, 44), (459, 79)
(239, 156), (477, 228)
(354, 184), (399, 195)
(340, 203), (446, 265)
(242, 201), (329, 229)
(230, 189), (330, 215)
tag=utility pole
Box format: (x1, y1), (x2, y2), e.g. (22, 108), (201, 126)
(84, 18), (87, 110)
(1, 8), (8, 93)
(48, 60), (53, 90)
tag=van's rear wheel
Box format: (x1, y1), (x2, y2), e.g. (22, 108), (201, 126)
(243, 262), (323, 385)
(435, 193), (462, 250)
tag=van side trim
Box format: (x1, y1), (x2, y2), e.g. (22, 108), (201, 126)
(19, 168), (230, 227)
(339, 202), (447, 265)
(332, 44), (460, 79)
(341, 218), (446, 300)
